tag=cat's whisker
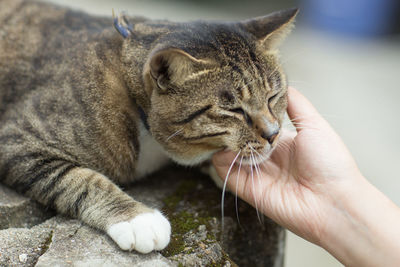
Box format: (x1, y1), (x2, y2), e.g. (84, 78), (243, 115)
(289, 117), (311, 122)
(292, 124), (314, 129)
(282, 125), (311, 131)
(248, 147), (265, 176)
(166, 128), (184, 142)
(250, 146), (267, 163)
(221, 149), (241, 233)
(282, 122), (296, 128)
(284, 118), (320, 131)
(250, 147), (272, 173)
(291, 123), (319, 131)
(277, 141), (291, 152)
(251, 149), (265, 224)
(290, 123), (311, 127)
(290, 114), (343, 123)
(235, 155), (244, 228)
(249, 146), (264, 169)
(289, 121), (316, 127)
(250, 149), (262, 224)
(277, 138), (298, 168)
(294, 127), (317, 130)
(288, 118), (308, 123)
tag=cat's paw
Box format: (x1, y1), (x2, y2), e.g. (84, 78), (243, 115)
(107, 210), (171, 253)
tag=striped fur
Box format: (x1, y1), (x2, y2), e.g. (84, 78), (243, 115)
(0, 0), (297, 251)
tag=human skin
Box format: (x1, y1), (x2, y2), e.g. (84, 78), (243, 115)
(212, 87), (400, 267)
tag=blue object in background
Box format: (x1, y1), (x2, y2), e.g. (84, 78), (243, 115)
(302, 0), (400, 37)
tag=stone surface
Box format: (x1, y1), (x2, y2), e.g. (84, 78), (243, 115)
(35, 217), (175, 267)
(0, 165), (285, 266)
(0, 185), (54, 230)
(0, 225), (52, 266)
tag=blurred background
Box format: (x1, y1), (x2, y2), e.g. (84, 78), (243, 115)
(44, 0), (400, 266)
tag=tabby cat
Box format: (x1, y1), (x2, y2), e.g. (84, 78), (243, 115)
(0, 0), (297, 253)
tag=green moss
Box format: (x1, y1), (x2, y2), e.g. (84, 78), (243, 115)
(185, 248), (194, 254)
(41, 230), (53, 252)
(161, 178), (220, 258)
(161, 233), (186, 257)
(174, 211), (197, 232)
(161, 180), (198, 257)
(207, 250), (238, 267)
(162, 209), (213, 257)
(206, 231), (216, 242)
(160, 173), (239, 267)
(162, 194), (181, 211)
(162, 179), (198, 210)
(161, 211), (194, 256)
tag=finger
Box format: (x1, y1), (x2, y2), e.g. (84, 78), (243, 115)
(272, 129), (296, 161)
(212, 152), (267, 208)
(212, 150), (238, 169)
(222, 164), (266, 215)
(212, 153), (252, 201)
(212, 151), (249, 191)
(212, 150), (244, 185)
(287, 87), (329, 132)
(279, 128), (297, 141)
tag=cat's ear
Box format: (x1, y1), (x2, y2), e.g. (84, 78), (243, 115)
(146, 48), (209, 92)
(241, 8), (298, 50)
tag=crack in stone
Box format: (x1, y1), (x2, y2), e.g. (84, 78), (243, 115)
(33, 230), (53, 267)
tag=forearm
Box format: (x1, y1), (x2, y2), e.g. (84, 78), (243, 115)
(321, 176), (400, 267)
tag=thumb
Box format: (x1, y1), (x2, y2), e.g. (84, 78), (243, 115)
(287, 87), (328, 131)
(212, 150), (239, 180)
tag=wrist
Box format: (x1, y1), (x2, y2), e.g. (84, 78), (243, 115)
(319, 175), (400, 267)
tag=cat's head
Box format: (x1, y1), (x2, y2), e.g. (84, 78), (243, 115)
(142, 8), (298, 166)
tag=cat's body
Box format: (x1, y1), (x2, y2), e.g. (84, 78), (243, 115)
(0, 0), (296, 253)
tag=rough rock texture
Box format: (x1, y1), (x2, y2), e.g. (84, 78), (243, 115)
(0, 185), (54, 230)
(0, 226), (52, 266)
(0, 165), (285, 267)
(34, 217), (174, 267)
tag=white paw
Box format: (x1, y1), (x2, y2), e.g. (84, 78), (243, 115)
(107, 210), (171, 254)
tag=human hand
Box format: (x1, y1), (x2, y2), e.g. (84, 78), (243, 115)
(212, 87), (400, 266)
(212, 87), (363, 245)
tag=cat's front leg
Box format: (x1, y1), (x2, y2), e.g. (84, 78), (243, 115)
(22, 165), (170, 253)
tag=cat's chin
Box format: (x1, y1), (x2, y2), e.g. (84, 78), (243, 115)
(239, 146), (276, 166)
(166, 150), (217, 166)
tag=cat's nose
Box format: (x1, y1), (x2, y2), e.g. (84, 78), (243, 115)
(260, 130), (279, 144)
(253, 114), (280, 144)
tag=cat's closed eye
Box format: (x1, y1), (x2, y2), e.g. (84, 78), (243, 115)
(268, 91), (280, 106)
(229, 108), (252, 126)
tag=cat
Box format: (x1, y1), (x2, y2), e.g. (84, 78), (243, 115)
(0, 0), (297, 254)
